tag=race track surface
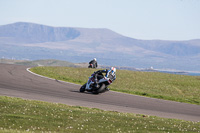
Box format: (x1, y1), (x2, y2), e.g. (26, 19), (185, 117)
(0, 63), (200, 121)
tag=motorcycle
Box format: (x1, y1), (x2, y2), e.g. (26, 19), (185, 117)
(80, 72), (113, 94)
(88, 64), (94, 68)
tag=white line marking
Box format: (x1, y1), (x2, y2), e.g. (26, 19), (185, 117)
(26, 68), (155, 97)
(26, 68), (80, 86)
(26, 67), (176, 102)
(26, 68), (144, 96)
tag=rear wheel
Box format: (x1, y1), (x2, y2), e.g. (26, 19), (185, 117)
(93, 84), (105, 94)
(80, 83), (86, 92)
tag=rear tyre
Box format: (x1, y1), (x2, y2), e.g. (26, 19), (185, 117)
(92, 84), (105, 94)
(80, 83), (86, 92)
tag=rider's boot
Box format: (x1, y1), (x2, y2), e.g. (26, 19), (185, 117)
(106, 88), (110, 91)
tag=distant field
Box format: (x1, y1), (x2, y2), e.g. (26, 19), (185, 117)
(30, 66), (200, 105)
(0, 58), (77, 67)
(0, 59), (25, 64)
(1, 96), (200, 133)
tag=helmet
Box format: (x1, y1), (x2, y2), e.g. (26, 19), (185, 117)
(110, 67), (116, 73)
(93, 58), (96, 61)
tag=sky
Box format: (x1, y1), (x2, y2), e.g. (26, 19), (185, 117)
(0, 0), (200, 40)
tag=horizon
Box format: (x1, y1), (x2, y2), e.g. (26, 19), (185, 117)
(1, 58), (200, 75)
(0, 0), (200, 41)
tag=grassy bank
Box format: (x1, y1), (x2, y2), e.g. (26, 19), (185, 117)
(30, 66), (200, 105)
(0, 96), (200, 132)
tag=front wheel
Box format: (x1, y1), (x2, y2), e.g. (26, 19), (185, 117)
(80, 83), (86, 92)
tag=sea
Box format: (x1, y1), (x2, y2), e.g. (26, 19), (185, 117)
(157, 70), (200, 76)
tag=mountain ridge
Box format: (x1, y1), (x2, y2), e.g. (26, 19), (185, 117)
(0, 22), (200, 71)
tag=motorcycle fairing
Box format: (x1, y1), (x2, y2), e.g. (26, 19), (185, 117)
(86, 76), (94, 90)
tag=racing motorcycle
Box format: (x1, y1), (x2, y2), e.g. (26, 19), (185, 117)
(88, 64), (94, 68)
(80, 72), (113, 94)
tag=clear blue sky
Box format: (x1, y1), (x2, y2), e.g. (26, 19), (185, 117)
(0, 0), (200, 40)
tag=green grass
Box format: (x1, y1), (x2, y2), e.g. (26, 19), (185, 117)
(30, 66), (200, 105)
(0, 96), (200, 133)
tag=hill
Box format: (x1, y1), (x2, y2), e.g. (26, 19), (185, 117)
(0, 22), (200, 71)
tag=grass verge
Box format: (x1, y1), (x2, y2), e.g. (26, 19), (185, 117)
(30, 66), (200, 105)
(0, 96), (200, 133)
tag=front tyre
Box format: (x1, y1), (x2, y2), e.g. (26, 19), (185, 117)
(80, 83), (86, 92)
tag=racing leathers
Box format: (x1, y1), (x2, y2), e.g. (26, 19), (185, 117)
(94, 69), (116, 87)
(89, 59), (98, 68)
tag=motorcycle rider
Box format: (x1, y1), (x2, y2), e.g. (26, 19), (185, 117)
(94, 67), (116, 88)
(89, 58), (98, 68)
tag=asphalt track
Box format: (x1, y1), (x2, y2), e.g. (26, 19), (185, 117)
(0, 63), (200, 122)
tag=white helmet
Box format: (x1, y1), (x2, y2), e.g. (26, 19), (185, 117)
(93, 58), (96, 61)
(110, 67), (116, 73)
